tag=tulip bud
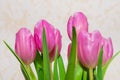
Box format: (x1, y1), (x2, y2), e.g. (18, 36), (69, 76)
(15, 28), (36, 64)
(78, 30), (102, 68)
(34, 20), (62, 61)
(67, 12), (88, 40)
(102, 38), (113, 65)
(49, 29), (62, 61)
(34, 20), (55, 53)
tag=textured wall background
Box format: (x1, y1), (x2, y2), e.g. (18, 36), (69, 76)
(0, 0), (120, 80)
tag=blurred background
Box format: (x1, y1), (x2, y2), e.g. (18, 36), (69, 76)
(0, 0), (120, 80)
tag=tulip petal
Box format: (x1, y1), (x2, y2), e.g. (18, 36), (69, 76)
(102, 38), (113, 65)
(67, 43), (71, 59)
(34, 20), (55, 53)
(34, 20), (62, 61)
(78, 30), (102, 68)
(67, 12), (88, 40)
(15, 28), (36, 64)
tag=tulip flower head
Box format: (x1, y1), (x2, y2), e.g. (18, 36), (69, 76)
(34, 20), (62, 61)
(49, 29), (62, 61)
(78, 30), (102, 68)
(34, 20), (55, 53)
(102, 37), (113, 65)
(15, 28), (36, 65)
(67, 12), (88, 40)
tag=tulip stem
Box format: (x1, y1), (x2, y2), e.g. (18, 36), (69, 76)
(89, 68), (93, 80)
(50, 63), (53, 80)
(26, 65), (36, 80)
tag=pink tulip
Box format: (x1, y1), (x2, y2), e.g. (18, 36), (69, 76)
(67, 43), (71, 59)
(67, 12), (88, 40)
(102, 38), (113, 65)
(15, 28), (36, 64)
(34, 20), (55, 53)
(34, 20), (62, 61)
(49, 29), (62, 61)
(78, 30), (102, 68)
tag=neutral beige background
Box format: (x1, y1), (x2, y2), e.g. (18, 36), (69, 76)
(0, 0), (120, 80)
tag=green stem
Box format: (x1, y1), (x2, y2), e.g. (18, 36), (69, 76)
(89, 68), (93, 80)
(50, 63), (53, 80)
(26, 65), (36, 80)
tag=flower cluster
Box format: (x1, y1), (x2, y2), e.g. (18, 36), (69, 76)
(67, 12), (113, 69)
(15, 20), (62, 64)
(4, 12), (119, 80)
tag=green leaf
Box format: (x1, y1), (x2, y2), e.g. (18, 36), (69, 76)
(3, 41), (30, 80)
(42, 28), (51, 80)
(83, 70), (87, 80)
(26, 65), (36, 80)
(21, 65), (29, 80)
(34, 50), (44, 80)
(74, 62), (83, 80)
(102, 50), (120, 78)
(97, 48), (103, 80)
(4, 41), (36, 80)
(21, 65), (37, 80)
(53, 47), (59, 80)
(58, 56), (65, 80)
(65, 27), (77, 80)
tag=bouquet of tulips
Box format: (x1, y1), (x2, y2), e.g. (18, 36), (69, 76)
(4, 12), (120, 80)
